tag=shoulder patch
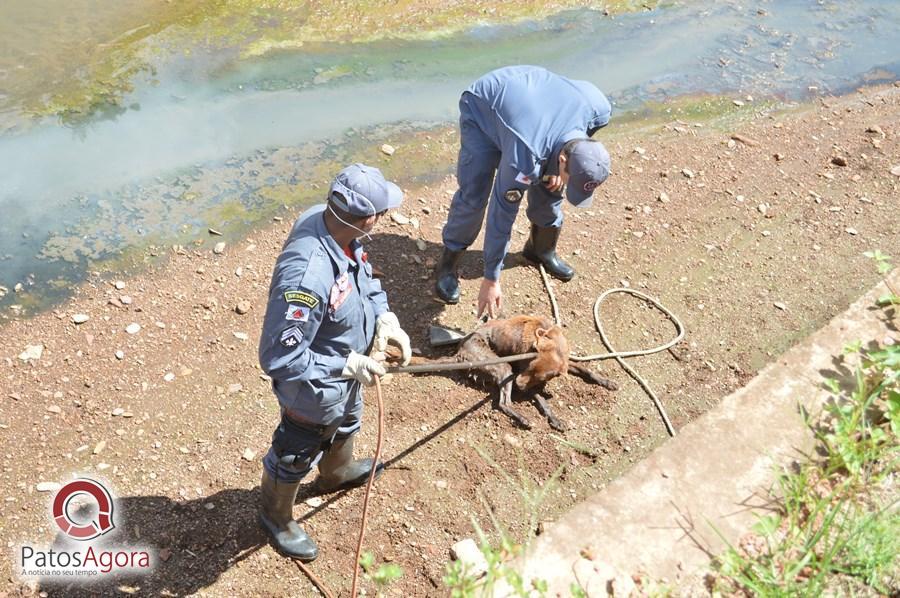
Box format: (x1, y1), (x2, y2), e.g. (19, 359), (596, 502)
(284, 290), (319, 308)
(280, 326), (304, 348)
(284, 305), (310, 322)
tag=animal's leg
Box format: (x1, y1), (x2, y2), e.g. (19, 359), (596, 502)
(459, 332), (531, 429)
(568, 363), (618, 390)
(496, 378), (531, 430)
(532, 391), (567, 432)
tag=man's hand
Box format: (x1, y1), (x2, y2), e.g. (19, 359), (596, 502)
(542, 174), (564, 193)
(373, 312), (411, 366)
(477, 278), (502, 320)
(341, 351), (386, 386)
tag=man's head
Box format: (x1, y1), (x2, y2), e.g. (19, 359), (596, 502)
(558, 139), (610, 207)
(327, 163), (403, 238)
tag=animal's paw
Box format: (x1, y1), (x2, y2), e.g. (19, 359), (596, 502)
(547, 416), (568, 432)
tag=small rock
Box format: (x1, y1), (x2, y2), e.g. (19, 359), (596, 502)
(125, 323), (141, 335)
(757, 204), (768, 216)
(390, 212), (410, 225)
(305, 497), (325, 508)
(114, 281), (126, 290)
(72, 314), (90, 324)
(208, 228), (222, 236)
(845, 227), (858, 235)
(415, 239), (427, 252)
(164, 373), (175, 382)
(612, 575), (637, 597)
(774, 153), (785, 161)
(120, 295), (133, 305)
(159, 548), (172, 562)
(890, 165), (900, 177)
(658, 191), (670, 203)
(112, 408), (125, 416)
(450, 539), (488, 578)
(831, 156), (848, 167)
(503, 433), (522, 447)
(732, 99), (745, 107)
(681, 168), (695, 179)
(380, 144), (395, 156)
(93, 441), (107, 455)
(233, 331), (249, 341)
(19, 344), (44, 361)
(865, 125), (884, 136)
(46, 405), (62, 414)
(242, 448), (256, 461)
(633, 146), (646, 155)
(774, 302), (787, 311)
(96, 463), (111, 471)
(235, 301), (252, 315)
(227, 383), (243, 394)
(213, 242), (226, 255)
(36, 482), (62, 493)
(115, 350), (125, 360)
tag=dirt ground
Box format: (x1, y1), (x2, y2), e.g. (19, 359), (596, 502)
(1, 83), (899, 597)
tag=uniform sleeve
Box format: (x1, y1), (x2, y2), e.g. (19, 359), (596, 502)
(483, 164), (527, 281)
(258, 280), (347, 383)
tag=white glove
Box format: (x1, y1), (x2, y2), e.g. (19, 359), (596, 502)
(373, 312), (411, 366)
(341, 351), (386, 386)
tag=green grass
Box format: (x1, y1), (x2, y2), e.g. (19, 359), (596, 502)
(712, 338), (899, 596)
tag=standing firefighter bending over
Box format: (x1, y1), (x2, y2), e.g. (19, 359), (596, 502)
(435, 65), (612, 318)
(257, 164), (412, 561)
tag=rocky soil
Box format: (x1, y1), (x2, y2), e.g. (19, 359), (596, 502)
(1, 83), (899, 596)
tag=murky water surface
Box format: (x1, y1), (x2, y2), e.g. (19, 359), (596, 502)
(0, 0), (898, 314)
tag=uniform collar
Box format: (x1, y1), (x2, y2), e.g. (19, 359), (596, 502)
(315, 211), (362, 271)
(543, 129), (586, 178)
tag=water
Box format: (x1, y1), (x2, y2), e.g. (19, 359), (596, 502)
(1, 0), (898, 314)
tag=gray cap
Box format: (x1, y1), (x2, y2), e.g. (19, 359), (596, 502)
(329, 163), (403, 216)
(565, 140), (611, 207)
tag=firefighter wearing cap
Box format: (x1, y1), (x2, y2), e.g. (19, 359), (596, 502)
(435, 65), (612, 318)
(257, 163), (412, 561)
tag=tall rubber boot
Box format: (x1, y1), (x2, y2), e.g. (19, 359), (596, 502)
(259, 470), (319, 561)
(434, 247), (463, 304)
(522, 224), (575, 282)
(316, 435), (384, 493)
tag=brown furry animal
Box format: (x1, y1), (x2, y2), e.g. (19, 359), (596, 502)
(454, 315), (617, 430)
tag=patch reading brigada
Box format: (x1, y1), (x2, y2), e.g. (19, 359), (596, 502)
(284, 290), (319, 308)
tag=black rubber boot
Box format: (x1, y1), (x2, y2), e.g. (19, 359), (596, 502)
(316, 435), (384, 493)
(259, 470), (319, 561)
(434, 247), (463, 304)
(522, 224), (575, 282)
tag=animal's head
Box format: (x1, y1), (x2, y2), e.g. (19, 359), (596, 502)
(515, 325), (570, 390)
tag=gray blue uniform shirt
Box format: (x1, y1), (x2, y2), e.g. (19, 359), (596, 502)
(259, 204), (388, 424)
(443, 65), (611, 281)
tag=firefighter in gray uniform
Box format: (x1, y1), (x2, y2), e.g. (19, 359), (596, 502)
(258, 164), (412, 561)
(435, 65), (612, 318)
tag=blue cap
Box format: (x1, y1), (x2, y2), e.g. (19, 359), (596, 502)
(329, 163), (403, 217)
(566, 140), (611, 207)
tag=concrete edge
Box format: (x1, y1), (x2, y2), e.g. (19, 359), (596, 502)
(497, 270), (899, 596)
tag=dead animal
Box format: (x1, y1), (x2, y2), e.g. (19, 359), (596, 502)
(404, 316), (617, 431)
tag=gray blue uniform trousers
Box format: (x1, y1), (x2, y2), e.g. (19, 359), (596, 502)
(442, 95), (563, 256)
(262, 389), (363, 483)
